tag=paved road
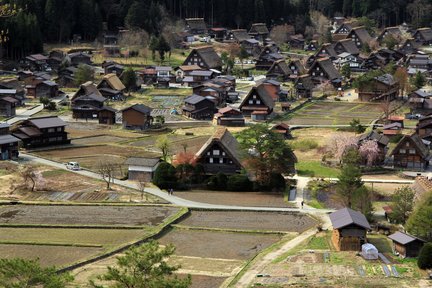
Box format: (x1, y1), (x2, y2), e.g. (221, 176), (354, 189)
(6, 104), (44, 124)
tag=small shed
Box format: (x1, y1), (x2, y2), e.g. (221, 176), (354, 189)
(388, 231), (426, 258)
(361, 243), (379, 260)
(125, 157), (161, 182)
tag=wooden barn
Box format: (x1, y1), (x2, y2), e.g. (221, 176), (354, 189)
(330, 208), (371, 251)
(388, 231), (425, 258)
(390, 134), (430, 170)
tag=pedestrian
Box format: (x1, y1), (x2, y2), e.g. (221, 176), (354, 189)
(301, 201), (304, 209)
(170, 188), (174, 195)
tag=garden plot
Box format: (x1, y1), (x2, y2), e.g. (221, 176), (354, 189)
(180, 211), (317, 232)
(158, 229), (281, 260)
(287, 102), (383, 125)
(0, 244), (104, 267)
(0, 205), (180, 227)
(71, 135), (127, 145)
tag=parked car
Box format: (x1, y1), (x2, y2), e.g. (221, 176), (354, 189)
(65, 162), (80, 170)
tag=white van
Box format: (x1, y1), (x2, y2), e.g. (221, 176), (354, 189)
(65, 162), (80, 171)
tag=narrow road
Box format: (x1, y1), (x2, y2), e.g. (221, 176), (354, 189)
(6, 104), (44, 124)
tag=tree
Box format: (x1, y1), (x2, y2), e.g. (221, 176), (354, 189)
(342, 147), (361, 166)
(383, 34), (398, 50)
(393, 67), (410, 96)
(349, 118), (365, 134)
(390, 186), (415, 224)
(327, 134), (358, 162)
(90, 240), (191, 288)
(417, 242), (432, 269)
(406, 191), (432, 241)
(359, 140), (380, 166)
(74, 64), (94, 86)
(157, 35), (171, 63)
(97, 160), (117, 190)
(156, 135), (170, 162)
(0, 258), (73, 288)
(149, 35), (159, 60)
(411, 71), (426, 90)
(124, 1), (147, 29)
(239, 46), (249, 70)
(136, 175), (148, 201)
(341, 63), (351, 79)
(153, 162), (177, 190)
(18, 165), (45, 192)
(238, 124), (297, 186)
(351, 185), (374, 220)
(335, 164), (363, 208)
(121, 68), (137, 92)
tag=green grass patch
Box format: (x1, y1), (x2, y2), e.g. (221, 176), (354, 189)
(307, 199), (325, 209)
(42, 169), (69, 177)
(307, 235), (330, 250)
(395, 266), (409, 274)
(290, 139), (319, 152)
(367, 235), (392, 253)
(296, 161), (340, 178)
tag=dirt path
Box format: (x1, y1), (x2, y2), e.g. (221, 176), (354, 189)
(232, 228), (317, 288)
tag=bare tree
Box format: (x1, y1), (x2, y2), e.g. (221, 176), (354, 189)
(379, 97), (394, 120)
(18, 165), (45, 192)
(98, 161), (117, 190)
(136, 175), (148, 201)
(269, 25), (294, 45)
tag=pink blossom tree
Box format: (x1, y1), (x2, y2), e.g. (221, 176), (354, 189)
(359, 140), (380, 166)
(327, 134), (358, 162)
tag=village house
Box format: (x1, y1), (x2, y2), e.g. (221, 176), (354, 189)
(289, 34), (305, 50)
(377, 26), (402, 43)
(255, 45), (284, 71)
(413, 27), (432, 45)
(266, 59), (291, 81)
(411, 176), (432, 201)
(308, 58), (342, 87)
(103, 34), (120, 56)
(185, 18), (207, 35)
(47, 50), (65, 70)
(103, 61), (124, 76)
(241, 39), (261, 56)
(239, 85), (275, 120)
(315, 43), (338, 60)
(334, 22), (356, 35)
(12, 116), (70, 148)
(388, 231), (425, 258)
(0, 96), (18, 117)
(365, 49), (404, 70)
(346, 26), (372, 49)
(383, 122), (402, 138)
(390, 134), (430, 170)
(24, 54), (49, 71)
(125, 157), (162, 181)
(182, 94), (215, 120)
(407, 54), (432, 71)
(416, 116), (432, 141)
(0, 123), (19, 160)
(294, 75), (315, 98)
(398, 38), (421, 56)
(98, 106), (117, 125)
(195, 128), (243, 175)
(0, 79), (25, 105)
(121, 104), (153, 130)
(271, 123), (291, 139)
(57, 66), (78, 87)
(249, 23), (269, 42)
(334, 52), (363, 70)
(213, 106), (245, 127)
(304, 40), (318, 51)
(71, 92), (106, 120)
(334, 39), (360, 56)
(67, 52), (92, 66)
(209, 28), (227, 41)
(97, 73), (126, 101)
(192, 77), (236, 105)
(26, 80), (59, 98)
(256, 79), (287, 102)
(357, 74), (399, 102)
(175, 65), (202, 81)
(183, 46), (222, 71)
(286, 60), (306, 81)
(330, 207), (371, 251)
(228, 29), (251, 43)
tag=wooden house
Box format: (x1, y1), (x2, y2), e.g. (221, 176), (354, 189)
(26, 80), (58, 98)
(294, 75), (315, 98)
(209, 28), (227, 41)
(239, 85), (275, 119)
(416, 116), (432, 140)
(71, 93), (106, 120)
(0, 96), (18, 117)
(346, 26), (372, 49)
(12, 116), (70, 148)
(195, 128), (243, 175)
(97, 74), (126, 101)
(185, 18), (207, 35)
(398, 38), (421, 56)
(289, 34), (305, 49)
(24, 54), (49, 71)
(182, 94), (215, 120)
(121, 104), (153, 130)
(98, 106), (117, 125)
(67, 52), (92, 66)
(388, 231), (425, 258)
(249, 23), (269, 42)
(47, 50), (65, 70)
(0, 123), (19, 160)
(255, 45), (284, 71)
(0, 79), (25, 104)
(125, 157), (161, 181)
(334, 22), (355, 35)
(333, 39), (360, 56)
(383, 123), (402, 138)
(315, 43), (338, 60)
(304, 40), (318, 51)
(103, 61), (124, 76)
(390, 134), (430, 170)
(266, 59), (291, 81)
(271, 123), (291, 139)
(330, 207), (371, 251)
(228, 29), (251, 43)
(377, 26), (402, 43)
(213, 106), (245, 127)
(357, 74), (399, 102)
(183, 46), (222, 71)
(308, 58), (342, 87)
(175, 65), (202, 80)
(287, 60), (306, 81)
(241, 39), (261, 56)
(413, 27), (432, 45)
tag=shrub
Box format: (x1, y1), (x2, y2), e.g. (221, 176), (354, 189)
(389, 134), (404, 143)
(290, 139), (319, 152)
(418, 242), (432, 269)
(227, 175), (253, 191)
(153, 162), (177, 189)
(206, 172), (228, 190)
(268, 173), (286, 191)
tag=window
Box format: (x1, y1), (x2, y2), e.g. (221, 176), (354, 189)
(209, 158), (213, 163)
(222, 152), (226, 156)
(207, 151), (210, 156)
(57, 127), (62, 132)
(253, 95), (256, 99)
(320, 72), (323, 76)
(48, 128), (55, 133)
(256, 100), (261, 104)
(400, 149), (406, 154)
(248, 100), (253, 104)
(406, 142), (410, 147)
(213, 150), (220, 156)
(409, 149), (416, 154)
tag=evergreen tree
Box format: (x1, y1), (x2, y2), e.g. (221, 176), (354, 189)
(74, 64), (94, 86)
(121, 68), (137, 92)
(157, 35), (171, 63)
(411, 71), (426, 90)
(418, 243), (432, 269)
(125, 1), (147, 30)
(406, 191), (432, 241)
(254, 0), (266, 23)
(390, 186), (415, 224)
